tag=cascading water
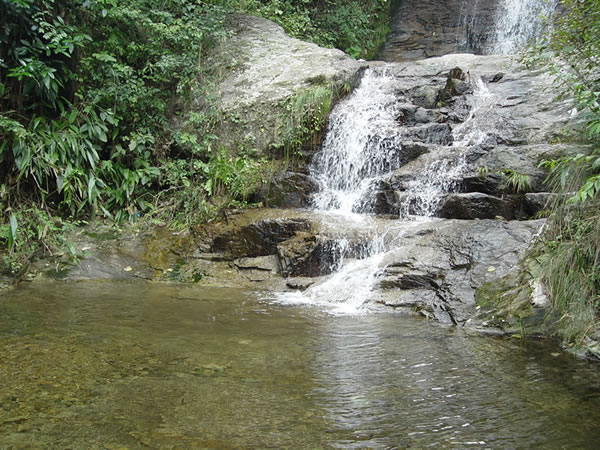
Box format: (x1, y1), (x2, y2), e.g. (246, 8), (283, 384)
(310, 69), (405, 216)
(458, 0), (558, 55)
(400, 76), (496, 217)
(278, 69), (499, 313)
(486, 0), (558, 54)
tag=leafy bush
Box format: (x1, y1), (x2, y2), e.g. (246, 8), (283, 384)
(527, 0), (600, 204)
(523, 0), (600, 348)
(0, 0), (393, 272)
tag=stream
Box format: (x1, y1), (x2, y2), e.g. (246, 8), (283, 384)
(2, 282), (600, 447)
(3, 0), (600, 447)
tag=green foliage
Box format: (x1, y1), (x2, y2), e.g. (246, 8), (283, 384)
(522, 0), (600, 348)
(499, 169), (534, 194)
(525, 0), (600, 205)
(541, 212), (600, 345)
(0, 203), (80, 274)
(476, 166), (534, 193)
(1, 0), (90, 114)
(278, 84), (334, 164)
(237, 0), (390, 59)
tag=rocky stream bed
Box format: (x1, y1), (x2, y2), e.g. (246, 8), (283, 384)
(2, 15), (597, 357)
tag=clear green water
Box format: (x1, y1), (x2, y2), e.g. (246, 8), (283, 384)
(1, 281), (600, 448)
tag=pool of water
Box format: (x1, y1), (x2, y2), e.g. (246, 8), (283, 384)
(1, 281), (599, 447)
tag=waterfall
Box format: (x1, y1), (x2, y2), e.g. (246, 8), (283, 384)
(277, 68), (488, 312)
(273, 1), (556, 314)
(457, 0), (557, 55)
(487, 0), (558, 54)
(310, 69), (405, 216)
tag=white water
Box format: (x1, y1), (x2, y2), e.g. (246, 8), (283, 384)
(400, 76), (497, 217)
(277, 69), (484, 313)
(458, 0), (557, 55)
(452, 77), (498, 146)
(488, 0), (558, 54)
(310, 69), (405, 216)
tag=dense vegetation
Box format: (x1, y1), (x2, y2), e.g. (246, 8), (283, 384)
(525, 0), (599, 348)
(0, 0), (390, 273)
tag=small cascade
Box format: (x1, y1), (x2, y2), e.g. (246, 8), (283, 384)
(280, 233), (387, 314)
(457, 0), (558, 55)
(400, 76), (497, 217)
(451, 77), (498, 146)
(456, 0), (492, 54)
(486, 0), (558, 54)
(277, 68), (499, 313)
(310, 69), (405, 216)
(400, 156), (467, 218)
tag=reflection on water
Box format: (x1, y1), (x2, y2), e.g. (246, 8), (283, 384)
(1, 282), (600, 447)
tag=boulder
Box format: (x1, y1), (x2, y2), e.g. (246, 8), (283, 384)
(233, 255), (280, 282)
(211, 218), (310, 258)
(406, 123), (454, 145)
(276, 233), (352, 278)
(438, 193), (519, 220)
(371, 218), (545, 323)
(410, 85), (440, 109)
(524, 192), (557, 216)
(201, 15), (365, 156)
(257, 172), (319, 208)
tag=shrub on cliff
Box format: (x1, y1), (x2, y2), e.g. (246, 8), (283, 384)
(525, 0), (600, 348)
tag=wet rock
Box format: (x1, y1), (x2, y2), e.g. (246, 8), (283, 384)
(258, 172), (318, 208)
(211, 219), (311, 258)
(489, 72), (504, 83)
(234, 255), (280, 273)
(411, 85), (440, 109)
(438, 193), (519, 220)
(370, 189), (399, 215)
(448, 67), (467, 81)
(286, 277), (316, 291)
(461, 173), (505, 196)
(378, 263), (443, 290)
(414, 107), (434, 124)
(524, 193), (557, 216)
(439, 77), (473, 103)
(277, 233), (347, 277)
(234, 255), (280, 282)
(407, 123), (454, 145)
(396, 104), (417, 125)
(372, 218), (545, 323)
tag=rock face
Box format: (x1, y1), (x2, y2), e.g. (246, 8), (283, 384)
(379, 0), (558, 62)
(379, 0), (498, 61)
(205, 14), (365, 156)
(361, 54), (576, 221)
(372, 218), (544, 323)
